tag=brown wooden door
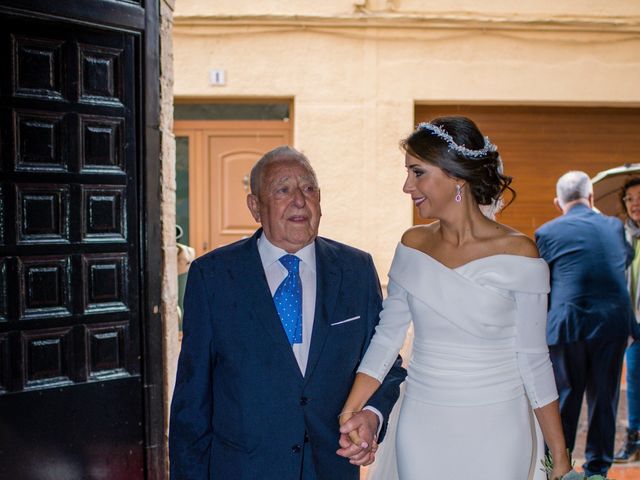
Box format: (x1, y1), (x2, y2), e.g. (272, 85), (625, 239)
(174, 120), (291, 256)
(0, 1), (164, 479)
(414, 106), (640, 237)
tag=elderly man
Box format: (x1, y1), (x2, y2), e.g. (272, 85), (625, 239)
(535, 170), (635, 478)
(169, 146), (406, 480)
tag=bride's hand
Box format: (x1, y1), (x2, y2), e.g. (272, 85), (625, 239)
(549, 458), (572, 479)
(336, 410), (379, 465)
(338, 410), (363, 446)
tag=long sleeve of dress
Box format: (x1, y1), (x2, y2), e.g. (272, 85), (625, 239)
(514, 291), (558, 409)
(357, 279), (412, 382)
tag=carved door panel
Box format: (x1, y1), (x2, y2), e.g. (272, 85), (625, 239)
(175, 120), (291, 256)
(0, 2), (162, 479)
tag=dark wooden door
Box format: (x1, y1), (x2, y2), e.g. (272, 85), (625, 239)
(0, 1), (163, 479)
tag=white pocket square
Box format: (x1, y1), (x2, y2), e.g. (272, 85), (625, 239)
(330, 316), (361, 326)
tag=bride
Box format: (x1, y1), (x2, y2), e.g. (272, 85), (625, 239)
(337, 117), (572, 480)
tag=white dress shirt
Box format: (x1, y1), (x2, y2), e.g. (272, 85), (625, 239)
(257, 234), (316, 375)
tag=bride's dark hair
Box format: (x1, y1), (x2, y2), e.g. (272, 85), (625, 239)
(401, 116), (515, 210)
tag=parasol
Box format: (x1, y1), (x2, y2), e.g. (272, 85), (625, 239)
(591, 163), (640, 219)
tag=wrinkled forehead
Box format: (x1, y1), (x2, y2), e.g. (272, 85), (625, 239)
(262, 159), (317, 186)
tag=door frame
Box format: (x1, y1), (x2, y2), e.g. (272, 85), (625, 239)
(142, 1), (165, 477)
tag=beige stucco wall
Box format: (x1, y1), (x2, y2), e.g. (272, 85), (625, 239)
(172, 1), (640, 275)
(175, 0), (640, 17)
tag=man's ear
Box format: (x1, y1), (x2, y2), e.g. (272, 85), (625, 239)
(587, 192), (594, 209)
(553, 198), (563, 214)
(247, 194), (261, 222)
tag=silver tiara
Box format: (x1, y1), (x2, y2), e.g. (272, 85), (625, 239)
(417, 122), (497, 159)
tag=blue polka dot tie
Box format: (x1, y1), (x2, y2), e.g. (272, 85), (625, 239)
(274, 255), (303, 345)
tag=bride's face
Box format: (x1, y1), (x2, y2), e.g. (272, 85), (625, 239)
(403, 153), (457, 219)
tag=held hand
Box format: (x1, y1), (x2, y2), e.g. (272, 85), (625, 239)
(337, 432), (378, 465)
(336, 410), (379, 464)
(337, 411), (363, 446)
(339, 410), (379, 448)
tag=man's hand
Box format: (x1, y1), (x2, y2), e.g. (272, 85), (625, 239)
(336, 410), (380, 466)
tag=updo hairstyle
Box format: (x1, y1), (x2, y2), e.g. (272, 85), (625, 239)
(401, 116), (515, 209)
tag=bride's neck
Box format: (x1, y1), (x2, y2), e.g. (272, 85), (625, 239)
(437, 205), (488, 247)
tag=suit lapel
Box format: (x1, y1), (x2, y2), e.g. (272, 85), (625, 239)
(242, 230), (303, 380)
(304, 237), (342, 382)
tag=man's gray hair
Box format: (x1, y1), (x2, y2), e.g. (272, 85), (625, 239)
(249, 146), (317, 197)
(556, 170), (593, 206)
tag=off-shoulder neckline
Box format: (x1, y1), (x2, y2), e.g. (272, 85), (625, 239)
(398, 241), (545, 271)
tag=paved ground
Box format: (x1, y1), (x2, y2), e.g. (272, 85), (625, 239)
(573, 389), (640, 479)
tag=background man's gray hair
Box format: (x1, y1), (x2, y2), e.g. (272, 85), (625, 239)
(556, 170), (593, 207)
(249, 146), (317, 197)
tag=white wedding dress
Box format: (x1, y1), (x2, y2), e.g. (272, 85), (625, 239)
(359, 243), (557, 480)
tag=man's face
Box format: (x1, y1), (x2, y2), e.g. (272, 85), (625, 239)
(247, 159), (321, 253)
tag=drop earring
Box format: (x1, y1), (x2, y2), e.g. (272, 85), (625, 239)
(455, 184), (462, 203)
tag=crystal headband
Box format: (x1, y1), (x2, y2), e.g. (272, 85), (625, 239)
(417, 122), (497, 159)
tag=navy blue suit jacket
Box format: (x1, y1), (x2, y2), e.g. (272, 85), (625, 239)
(535, 204), (635, 345)
(169, 230), (406, 480)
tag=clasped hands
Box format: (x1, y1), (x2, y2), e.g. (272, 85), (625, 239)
(336, 410), (379, 466)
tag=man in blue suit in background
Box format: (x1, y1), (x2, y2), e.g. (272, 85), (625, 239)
(535, 170), (635, 477)
(169, 146), (406, 480)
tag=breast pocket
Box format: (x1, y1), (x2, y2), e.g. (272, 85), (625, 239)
(330, 315), (361, 327)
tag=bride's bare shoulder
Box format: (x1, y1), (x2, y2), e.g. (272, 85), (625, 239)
(494, 225), (539, 258)
(401, 223), (438, 250)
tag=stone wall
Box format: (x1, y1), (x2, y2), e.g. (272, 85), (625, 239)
(159, 0), (177, 473)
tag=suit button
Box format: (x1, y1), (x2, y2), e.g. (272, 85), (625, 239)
(291, 445), (302, 453)
(304, 433), (310, 443)
(299, 396), (309, 405)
